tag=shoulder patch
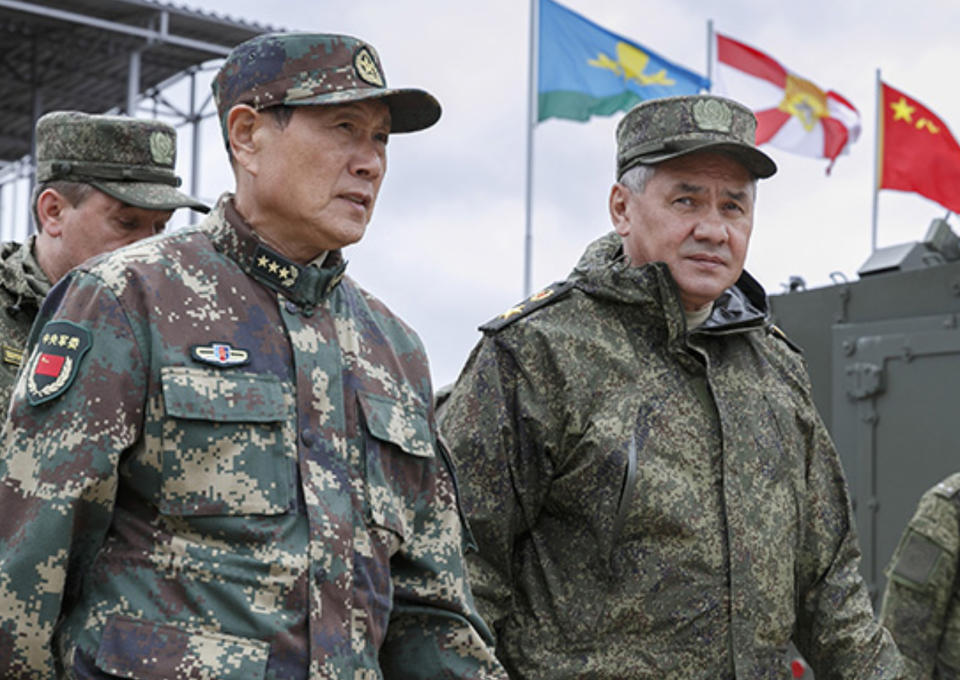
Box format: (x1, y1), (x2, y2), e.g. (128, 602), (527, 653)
(479, 280), (575, 333)
(891, 530), (945, 587)
(766, 323), (803, 354)
(25, 320), (92, 406)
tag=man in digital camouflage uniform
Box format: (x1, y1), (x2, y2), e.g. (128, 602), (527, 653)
(0, 111), (206, 410)
(880, 473), (960, 678)
(437, 94), (904, 679)
(0, 33), (505, 679)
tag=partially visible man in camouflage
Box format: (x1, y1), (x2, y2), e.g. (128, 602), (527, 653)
(0, 110), (207, 409)
(438, 94), (904, 679)
(880, 472), (960, 678)
(0, 33), (504, 679)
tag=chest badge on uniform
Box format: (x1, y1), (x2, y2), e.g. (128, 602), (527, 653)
(191, 342), (250, 368)
(25, 321), (92, 406)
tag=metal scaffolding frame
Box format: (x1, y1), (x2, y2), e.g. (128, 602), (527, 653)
(0, 0), (274, 240)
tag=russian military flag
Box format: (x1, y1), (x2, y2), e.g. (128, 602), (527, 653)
(538, 0), (708, 123)
(712, 32), (861, 171)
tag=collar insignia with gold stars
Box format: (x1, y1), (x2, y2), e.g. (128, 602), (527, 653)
(252, 244), (300, 292)
(479, 280), (576, 333)
(25, 320), (92, 406)
(191, 342), (250, 368)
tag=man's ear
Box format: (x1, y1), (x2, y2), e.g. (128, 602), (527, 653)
(609, 183), (631, 236)
(227, 105), (262, 175)
(35, 188), (68, 237)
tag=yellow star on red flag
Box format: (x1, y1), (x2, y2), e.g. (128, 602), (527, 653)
(890, 97), (915, 123)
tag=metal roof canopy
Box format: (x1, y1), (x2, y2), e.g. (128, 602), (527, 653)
(0, 0), (275, 236)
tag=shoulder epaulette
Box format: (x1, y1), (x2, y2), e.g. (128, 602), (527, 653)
(766, 322), (803, 354)
(932, 477), (960, 500)
(479, 280), (576, 333)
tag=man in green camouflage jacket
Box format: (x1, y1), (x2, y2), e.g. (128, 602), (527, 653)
(0, 33), (504, 679)
(438, 95), (904, 679)
(880, 473), (960, 678)
(0, 111), (207, 410)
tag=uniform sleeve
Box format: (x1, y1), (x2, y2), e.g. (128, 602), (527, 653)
(435, 333), (557, 642)
(879, 486), (960, 679)
(791, 406), (905, 679)
(377, 388), (506, 679)
(0, 272), (146, 678)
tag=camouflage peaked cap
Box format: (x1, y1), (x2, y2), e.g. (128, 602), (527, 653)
(616, 95), (777, 179)
(35, 111), (208, 213)
(212, 32), (441, 143)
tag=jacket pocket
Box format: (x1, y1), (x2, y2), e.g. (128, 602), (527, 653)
(358, 390), (434, 542)
(158, 366), (295, 516)
(94, 615), (269, 679)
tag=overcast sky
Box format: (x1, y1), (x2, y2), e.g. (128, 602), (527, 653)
(78, 0), (960, 386)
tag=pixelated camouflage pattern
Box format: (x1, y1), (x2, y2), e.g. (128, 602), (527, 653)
(438, 232), (903, 679)
(0, 195), (504, 679)
(212, 32), (441, 140)
(880, 472), (960, 679)
(35, 111), (207, 212)
(616, 94), (777, 179)
(0, 237), (50, 412)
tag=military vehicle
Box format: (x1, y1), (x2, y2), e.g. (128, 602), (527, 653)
(769, 216), (960, 677)
(770, 216), (960, 603)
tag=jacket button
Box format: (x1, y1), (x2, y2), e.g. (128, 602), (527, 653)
(301, 428), (315, 447)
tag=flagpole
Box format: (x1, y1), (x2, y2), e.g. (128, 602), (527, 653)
(706, 19), (714, 92)
(523, 0), (539, 297)
(871, 68), (882, 253)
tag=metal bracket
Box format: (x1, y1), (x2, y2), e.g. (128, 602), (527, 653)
(844, 361), (885, 400)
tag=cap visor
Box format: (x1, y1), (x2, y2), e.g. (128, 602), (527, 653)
(93, 181), (210, 213)
(285, 87), (441, 133)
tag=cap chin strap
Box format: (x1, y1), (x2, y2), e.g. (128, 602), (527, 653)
(38, 160), (181, 187)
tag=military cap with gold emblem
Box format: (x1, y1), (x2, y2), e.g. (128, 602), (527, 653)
(212, 32), (441, 144)
(35, 111), (208, 213)
(616, 94), (777, 179)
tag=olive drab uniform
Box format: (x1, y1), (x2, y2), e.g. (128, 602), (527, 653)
(0, 196), (502, 679)
(881, 472), (960, 678)
(0, 237), (51, 409)
(438, 232), (904, 679)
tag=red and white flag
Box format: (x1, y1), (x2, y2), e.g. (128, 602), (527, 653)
(713, 32), (861, 172)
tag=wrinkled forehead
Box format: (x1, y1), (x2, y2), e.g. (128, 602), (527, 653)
(655, 152), (757, 194)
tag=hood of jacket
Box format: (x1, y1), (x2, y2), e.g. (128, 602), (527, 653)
(568, 231), (769, 333)
(0, 236), (51, 310)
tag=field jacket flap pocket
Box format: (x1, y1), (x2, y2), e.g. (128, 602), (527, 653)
(156, 366), (294, 516)
(95, 616), (269, 680)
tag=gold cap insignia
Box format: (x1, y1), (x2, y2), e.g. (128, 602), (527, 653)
(693, 99), (733, 133)
(149, 131), (175, 165)
(354, 47), (385, 87)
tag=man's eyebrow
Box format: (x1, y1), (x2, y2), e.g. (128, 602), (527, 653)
(674, 182), (705, 194)
(725, 189), (750, 202)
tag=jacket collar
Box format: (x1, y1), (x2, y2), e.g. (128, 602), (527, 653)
(205, 194), (347, 308)
(569, 231), (768, 337)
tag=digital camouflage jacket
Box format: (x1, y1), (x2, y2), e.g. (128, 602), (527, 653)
(0, 237), (51, 409)
(0, 196), (504, 680)
(438, 232), (903, 680)
(880, 472), (960, 679)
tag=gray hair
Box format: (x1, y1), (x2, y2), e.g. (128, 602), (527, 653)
(618, 164), (655, 194)
(618, 160), (758, 197)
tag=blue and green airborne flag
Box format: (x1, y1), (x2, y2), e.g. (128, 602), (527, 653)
(538, 0), (709, 122)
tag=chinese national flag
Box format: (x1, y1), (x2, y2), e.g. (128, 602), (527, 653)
(880, 82), (960, 213)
